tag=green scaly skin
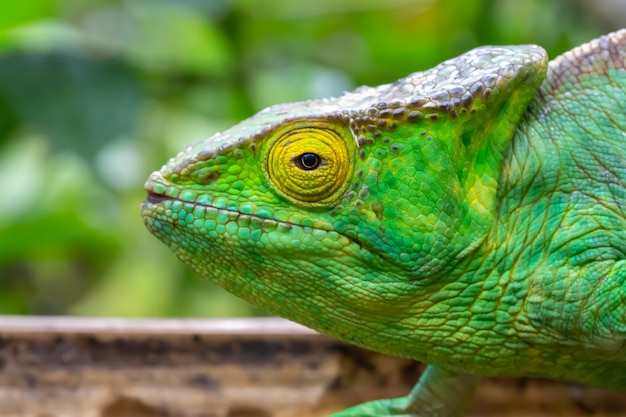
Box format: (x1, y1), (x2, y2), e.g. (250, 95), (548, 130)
(142, 30), (626, 416)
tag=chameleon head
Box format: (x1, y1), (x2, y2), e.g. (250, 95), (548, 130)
(142, 45), (547, 350)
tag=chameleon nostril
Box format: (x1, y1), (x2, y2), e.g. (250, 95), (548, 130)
(198, 172), (220, 185)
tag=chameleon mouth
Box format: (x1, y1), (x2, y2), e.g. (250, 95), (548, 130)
(144, 191), (168, 205)
(141, 171), (377, 261)
(142, 173), (171, 206)
(142, 171), (329, 232)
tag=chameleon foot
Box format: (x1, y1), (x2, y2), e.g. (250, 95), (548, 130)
(330, 365), (480, 417)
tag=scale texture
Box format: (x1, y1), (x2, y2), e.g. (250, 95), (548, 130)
(142, 30), (626, 416)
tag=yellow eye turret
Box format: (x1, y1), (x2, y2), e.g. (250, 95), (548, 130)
(264, 123), (355, 206)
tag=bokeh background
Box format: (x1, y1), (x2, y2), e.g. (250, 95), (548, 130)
(1, 0), (624, 318)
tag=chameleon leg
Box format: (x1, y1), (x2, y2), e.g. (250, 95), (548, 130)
(330, 365), (480, 417)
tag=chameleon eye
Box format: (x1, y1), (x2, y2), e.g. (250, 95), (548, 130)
(264, 124), (355, 206)
(295, 152), (322, 170)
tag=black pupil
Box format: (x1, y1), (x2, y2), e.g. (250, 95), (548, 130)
(298, 153), (321, 170)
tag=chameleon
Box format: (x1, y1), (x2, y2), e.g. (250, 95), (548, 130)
(142, 29), (626, 416)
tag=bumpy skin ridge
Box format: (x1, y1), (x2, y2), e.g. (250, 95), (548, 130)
(143, 30), (626, 414)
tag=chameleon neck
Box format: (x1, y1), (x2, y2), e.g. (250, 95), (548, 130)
(368, 68), (626, 385)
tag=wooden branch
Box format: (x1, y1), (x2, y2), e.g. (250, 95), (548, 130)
(0, 316), (623, 417)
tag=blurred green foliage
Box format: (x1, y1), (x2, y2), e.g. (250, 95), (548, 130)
(0, 0), (623, 317)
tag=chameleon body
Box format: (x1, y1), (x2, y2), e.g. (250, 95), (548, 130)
(142, 30), (626, 416)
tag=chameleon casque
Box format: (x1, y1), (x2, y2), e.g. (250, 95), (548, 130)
(142, 30), (626, 416)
